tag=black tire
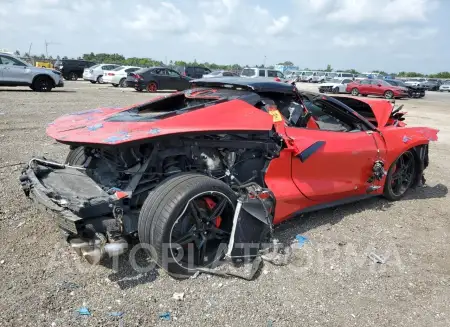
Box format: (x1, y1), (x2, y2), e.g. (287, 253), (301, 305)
(384, 90), (394, 99)
(332, 87), (339, 94)
(138, 173), (236, 278)
(112, 84), (119, 87)
(90, 81), (96, 84)
(33, 76), (53, 92)
(65, 147), (88, 166)
(351, 88), (359, 96)
(383, 150), (416, 201)
(68, 72), (78, 81)
(97, 75), (103, 84)
(119, 78), (127, 88)
(135, 87), (143, 92)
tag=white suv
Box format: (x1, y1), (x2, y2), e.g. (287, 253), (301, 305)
(83, 63), (120, 84)
(0, 52), (64, 92)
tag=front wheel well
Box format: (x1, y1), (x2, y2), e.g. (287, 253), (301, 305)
(32, 74), (55, 87)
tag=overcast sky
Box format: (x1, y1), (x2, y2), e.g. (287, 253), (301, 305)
(1, 0), (448, 73)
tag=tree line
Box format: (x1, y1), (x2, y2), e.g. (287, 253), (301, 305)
(12, 50), (450, 79)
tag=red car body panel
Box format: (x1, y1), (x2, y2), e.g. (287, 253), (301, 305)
(346, 80), (409, 98)
(46, 88), (439, 225)
(47, 99), (274, 145)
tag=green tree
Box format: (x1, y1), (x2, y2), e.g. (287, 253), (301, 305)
(325, 64), (332, 72)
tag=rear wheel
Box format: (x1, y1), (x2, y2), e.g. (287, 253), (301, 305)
(332, 87), (339, 94)
(97, 75), (103, 84)
(119, 78), (127, 88)
(33, 76), (53, 92)
(90, 81), (96, 84)
(112, 84), (119, 87)
(147, 82), (158, 92)
(384, 90), (394, 99)
(383, 150), (416, 201)
(138, 173), (236, 278)
(68, 72), (78, 81)
(351, 88), (359, 96)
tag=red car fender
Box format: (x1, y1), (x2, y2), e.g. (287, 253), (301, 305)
(381, 126), (438, 166)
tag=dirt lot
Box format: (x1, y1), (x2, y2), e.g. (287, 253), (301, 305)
(0, 81), (449, 327)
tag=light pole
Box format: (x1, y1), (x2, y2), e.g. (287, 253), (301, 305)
(263, 55), (267, 67)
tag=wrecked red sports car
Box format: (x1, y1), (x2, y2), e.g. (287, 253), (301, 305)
(20, 77), (438, 277)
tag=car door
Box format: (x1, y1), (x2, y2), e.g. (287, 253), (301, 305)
(167, 69), (187, 90)
(152, 68), (169, 89)
(371, 80), (385, 96)
(285, 99), (385, 203)
(358, 79), (371, 94)
(0, 55), (30, 83)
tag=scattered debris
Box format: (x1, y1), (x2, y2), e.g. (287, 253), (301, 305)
(0, 260), (5, 264)
(0, 162), (25, 169)
(368, 252), (386, 264)
(58, 281), (80, 291)
(159, 312), (171, 321)
(16, 221), (25, 228)
(295, 235), (309, 248)
(108, 312), (124, 317)
(338, 241), (347, 246)
(76, 307), (91, 316)
(190, 271), (200, 279)
(172, 292), (185, 301)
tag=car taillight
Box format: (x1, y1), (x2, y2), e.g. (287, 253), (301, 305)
(134, 74), (143, 80)
(108, 73), (115, 76)
(182, 71), (186, 76)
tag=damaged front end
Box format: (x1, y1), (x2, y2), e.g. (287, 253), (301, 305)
(20, 158), (130, 264)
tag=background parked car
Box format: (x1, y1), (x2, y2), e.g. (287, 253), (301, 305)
(102, 66), (141, 87)
(439, 81), (450, 92)
(385, 79), (425, 98)
(421, 79), (440, 91)
(346, 79), (410, 99)
(174, 66), (211, 78)
(300, 71), (314, 82)
(0, 52), (64, 92)
(334, 72), (354, 79)
(318, 78), (353, 94)
(82, 63), (120, 84)
(202, 70), (239, 78)
(126, 67), (192, 92)
(54, 59), (96, 81)
(354, 74), (368, 81)
(240, 67), (284, 79)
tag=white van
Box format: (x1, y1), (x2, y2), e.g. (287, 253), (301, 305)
(240, 67), (285, 79)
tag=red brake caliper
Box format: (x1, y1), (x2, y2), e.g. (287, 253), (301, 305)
(204, 197), (222, 227)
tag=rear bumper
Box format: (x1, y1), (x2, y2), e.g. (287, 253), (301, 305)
(20, 165), (84, 234)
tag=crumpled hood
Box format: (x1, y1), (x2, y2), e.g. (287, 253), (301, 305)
(46, 98), (274, 145)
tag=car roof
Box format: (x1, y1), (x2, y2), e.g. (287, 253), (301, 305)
(191, 77), (294, 93)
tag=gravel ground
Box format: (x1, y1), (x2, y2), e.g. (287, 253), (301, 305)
(0, 81), (449, 327)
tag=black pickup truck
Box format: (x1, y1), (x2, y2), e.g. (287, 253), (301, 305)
(54, 59), (96, 81)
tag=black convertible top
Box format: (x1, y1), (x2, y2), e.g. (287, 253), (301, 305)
(190, 77), (295, 94)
